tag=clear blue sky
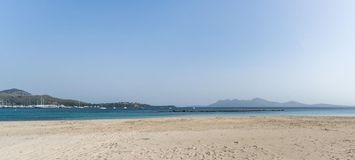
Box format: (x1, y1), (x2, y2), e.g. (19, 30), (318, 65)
(1, 0), (355, 106)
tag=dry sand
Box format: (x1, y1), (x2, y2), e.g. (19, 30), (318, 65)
(0, 116), (355, 160)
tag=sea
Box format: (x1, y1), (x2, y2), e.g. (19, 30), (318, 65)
(1, 107), (355, 121)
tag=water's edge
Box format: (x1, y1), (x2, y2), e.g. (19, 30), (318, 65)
(1, 107), (355, 121)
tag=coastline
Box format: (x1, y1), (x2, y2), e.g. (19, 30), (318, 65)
(2, 107), (355, 121)
(1, 116), (355, 160)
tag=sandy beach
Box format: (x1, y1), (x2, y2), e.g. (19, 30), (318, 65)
(0, 117), (354, 160)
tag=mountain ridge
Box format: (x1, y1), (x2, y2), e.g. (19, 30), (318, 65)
(0, 88), (32, 96)
(0, 88), (175, 109)
(208, 98), (349, 108)
(1, 89), (352, 108)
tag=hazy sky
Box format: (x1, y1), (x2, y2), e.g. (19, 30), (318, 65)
(1, 0), (355, 106)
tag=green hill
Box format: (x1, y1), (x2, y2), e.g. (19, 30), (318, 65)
(0, 89), (87, 106)
(0, 88), (175, 109)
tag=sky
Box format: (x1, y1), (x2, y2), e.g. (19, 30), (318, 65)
(1, 0), (355, 106)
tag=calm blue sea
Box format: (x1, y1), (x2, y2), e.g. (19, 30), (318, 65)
(1, 107), (355, 121)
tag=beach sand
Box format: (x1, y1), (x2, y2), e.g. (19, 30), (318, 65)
(0, 116), (355, 160)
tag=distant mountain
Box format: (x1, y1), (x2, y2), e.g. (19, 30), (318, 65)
(209, 98), (285, 107)
(208, 98), (347, 108)
(0, 88), (175, 109)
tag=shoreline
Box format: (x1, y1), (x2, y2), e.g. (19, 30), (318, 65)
(2, 107), (355, 121)
(1, 116), (355, 160)
(1, 114), (355, 122)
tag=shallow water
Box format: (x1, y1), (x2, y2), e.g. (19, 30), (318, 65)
(1, 107), (355, 121)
